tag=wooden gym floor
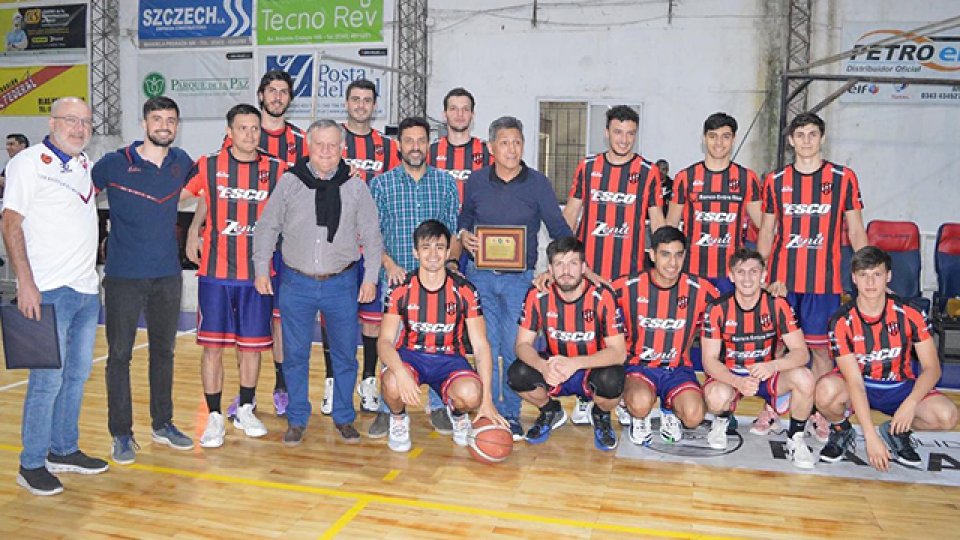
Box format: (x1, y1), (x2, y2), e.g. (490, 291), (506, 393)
(0, 328), (958, 539)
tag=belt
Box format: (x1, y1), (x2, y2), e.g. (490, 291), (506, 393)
(288, 261), (356, 281)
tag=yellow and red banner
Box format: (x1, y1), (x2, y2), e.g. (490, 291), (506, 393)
(0, 64), (87, 116)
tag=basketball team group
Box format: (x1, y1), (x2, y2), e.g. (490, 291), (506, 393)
(3, 69), (957, 496)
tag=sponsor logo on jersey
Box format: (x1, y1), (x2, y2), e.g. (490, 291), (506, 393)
(858, 347), (902, 364)
(726, 347), (771, 360)
(217, 185), (269, 201)
(783, 203), (831, 215)
(636, 296), (649, 304)
(638, 347), (679, 361)
(695, 211), (737, 223)
(725, 320), (738, 327)
(546, 311), (559, 318)
(590, 189), (637, 204)
(591, 221), (631, 239)
(785, 233), (825, 249)
(410, 321), (455, 333)
(637, 316), (686, 330)
(445, 169), (471, 180)
(548, 329), (596, 342)
(695, 233), (733, 247)
(221, 219), (255, 236)
(216, 171), (230, 178)
(344, 157), (384, 171)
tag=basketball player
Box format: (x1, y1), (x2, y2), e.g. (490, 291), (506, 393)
(510, 237), (626, 451)
(701, 248), (816, 469)
(816, 246), (958, 470)
(379, 220), (505, 452)
(613, 226), (718, 446)
(561, 105), (664, 425)
(756, 112), (868, 442)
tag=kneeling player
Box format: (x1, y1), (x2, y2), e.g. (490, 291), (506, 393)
(613, 226), (718, 445)
(816, 246), (958, 470)
(509, 237), (627, 451)
(701, 249), (816, 469)
(378, 221), (505, 452)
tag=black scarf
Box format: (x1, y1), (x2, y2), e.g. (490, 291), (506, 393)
(289, 157), (352, 242)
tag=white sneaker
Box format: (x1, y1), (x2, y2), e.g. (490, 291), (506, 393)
(388, 413), (412, 452)
(628, 413), (653, 447)
(786, 431), (816, 469)
(659, 411), (683, 443)
(357, 376), (380, 413)
(615, 403), (631, 426)
(707, 416), (730, 450)
(450, 407), (471, 447)
(200, 412), (225, 448)
(321, 377), (334, 415)
(233, 403), (267, 438)
(571, 397), (592, 425)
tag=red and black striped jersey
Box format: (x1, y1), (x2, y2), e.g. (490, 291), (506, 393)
(568, 153), (663, 280)
(518, 282), (623, 358)
(613, 271), (719, 368)
(341, 125), (401, 182)
(829, 296), (932, 382)
(703, 290), (800, 370)
(259, 122), (307, 166)
(428, 136), (493, 203)
(184, 149), (285, 281)
(672, 161), (761, 279)
(762, 161), (864, 294)
(385, 270), (482, 356)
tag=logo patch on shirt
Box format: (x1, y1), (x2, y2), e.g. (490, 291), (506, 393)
(41, 153), (52, 164)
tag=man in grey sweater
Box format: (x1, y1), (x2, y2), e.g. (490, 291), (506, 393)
(253, 119), (383, 446)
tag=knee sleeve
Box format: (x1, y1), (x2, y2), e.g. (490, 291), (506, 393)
(588, 365), (625, 399)
(507, 360), (546, 393)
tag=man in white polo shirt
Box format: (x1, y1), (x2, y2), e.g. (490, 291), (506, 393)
(2, 97), (109, 496)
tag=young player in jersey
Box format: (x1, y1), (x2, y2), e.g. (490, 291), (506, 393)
(561, 105), (664, 425)
(666, 112), (761, 295)
(427, 87), (493, 203)
(340, 78), (402, 415)
(613, 226), (719, 446)
(816, 246), (958, 470)
(379, 220), (506, 452)
(700, 249), (816, 469)
(510, 237), (627, 451)
(757, 112), (868, 442)
(182, 104), (286, 448)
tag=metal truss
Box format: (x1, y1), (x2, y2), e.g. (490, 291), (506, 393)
(783, 0), (812, 122)
(395, 0), (428, 121)
(89, 0), (120, 136)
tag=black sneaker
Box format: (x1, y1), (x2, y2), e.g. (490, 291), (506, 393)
(726, 415), (739, 435)
(16, 466), (63, 496)
(46, 450), (109, 475)
(590, 410), (618, 451)
(506, 417), (524, 442)
(282, 426), (305, 447)
(819, 424), (856, 463)
(335, 423), (361, 444)
(525, 407), (567, 444)
(878, 421), (922, 468)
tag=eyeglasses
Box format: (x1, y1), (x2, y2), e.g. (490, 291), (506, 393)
(53, 115), (94, 128)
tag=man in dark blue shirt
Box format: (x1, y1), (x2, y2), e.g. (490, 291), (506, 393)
(91, 97), (195, 464)
(459, 115), (572, 439)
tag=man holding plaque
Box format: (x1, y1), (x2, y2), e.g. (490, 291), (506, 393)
(458, 116), (572, 439)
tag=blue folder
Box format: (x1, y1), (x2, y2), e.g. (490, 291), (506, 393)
(1, 303), (61, 369)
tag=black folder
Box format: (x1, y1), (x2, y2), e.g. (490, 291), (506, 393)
(1, 304), (61, 369)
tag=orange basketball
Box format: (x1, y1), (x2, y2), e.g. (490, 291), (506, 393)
(467, 417), (514, 464)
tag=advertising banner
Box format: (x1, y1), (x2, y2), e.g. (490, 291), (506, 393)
(139, 51), (253, 119)
(1, 4), (86, 54)
(257, 0), (383, 46)
(0, 64), (89, 116)
(841, 22), (960, 105)
(138, 0), (252, 49)
(263, 47), (390, 120)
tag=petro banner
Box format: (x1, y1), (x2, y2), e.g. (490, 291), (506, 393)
(1, 4), (86, 55)
(0, 64), (89, 116)
(257, 0), (383, 46)
(138, 0), (252, 49)
(139, 51), (253, 119)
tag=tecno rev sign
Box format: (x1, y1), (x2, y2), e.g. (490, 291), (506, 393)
(257, 0), (383, 45)
(138, 0), (252, 49)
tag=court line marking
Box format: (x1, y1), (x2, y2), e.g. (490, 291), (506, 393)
(409, 447), (423, 459)
(381, 469), (400, 482)
(0, 328), (196, 393)
(318, 498), (369, 540)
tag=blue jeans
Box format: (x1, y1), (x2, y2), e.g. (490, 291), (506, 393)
(465, 262), (533, 419)
(280, 266), (359, 427)
(20, 286), (100, 469)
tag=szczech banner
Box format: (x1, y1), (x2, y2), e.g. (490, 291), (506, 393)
(139, 50), (253, 119)
(257, 0), (383, 46)
(138, 0), (252, 49)
(0, 64), (88, 116)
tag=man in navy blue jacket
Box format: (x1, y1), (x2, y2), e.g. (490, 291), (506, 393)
(92, 97), (195, 465)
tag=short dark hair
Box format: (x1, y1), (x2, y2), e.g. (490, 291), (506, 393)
(258, 70), (294, 96)
(728, 248), (765, 270)
(443, 87), (475, 111)
(703, 112), (738, 134)
(142, 96), (179, 119)
(489, 116), (523, 143)
(226, 103), (261, 126)
(851, 245), (892, 273)
(606, 105), (639, 128)
(6, 133), (28, 146)
(398, 116), (430, 138)
(346, 79), (378, 101)
(788, 112), (826, 137)
(546, 236), (585, 264)
(413, 219), (451, 248)
(650, 225), (686, 251)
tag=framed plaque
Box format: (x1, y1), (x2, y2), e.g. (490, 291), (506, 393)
(475, 225), (526, 271)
